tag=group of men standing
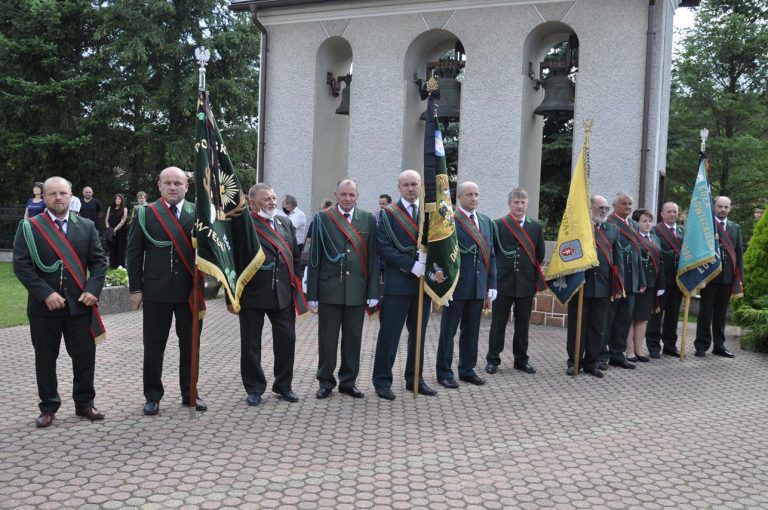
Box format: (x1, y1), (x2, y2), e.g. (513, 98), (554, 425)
(13, 168), (743, 426)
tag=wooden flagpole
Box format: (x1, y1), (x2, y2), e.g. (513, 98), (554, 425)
(680, 295), (690, 360)
(189, 271), (201, 416)
(573, 287), (584, 377)
(413, 277), (425, 399)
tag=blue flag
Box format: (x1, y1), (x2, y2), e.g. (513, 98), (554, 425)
(676, 160), (721, 296)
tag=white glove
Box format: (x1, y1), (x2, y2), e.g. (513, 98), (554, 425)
(302, 267), (308, 293)
(656, 289), (665, 297)
(417, 250), (427, 265)
(367, 298), (379, 308)
(411, 261), (425, 277)
(487, 289), (498, 302)
(309, 300), (319, 311)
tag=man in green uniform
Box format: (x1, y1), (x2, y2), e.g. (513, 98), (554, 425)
(307, 179), (379, 399)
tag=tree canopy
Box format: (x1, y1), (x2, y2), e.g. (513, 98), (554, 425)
(666, 0), (768, 235)
(0, 0), (260, 204)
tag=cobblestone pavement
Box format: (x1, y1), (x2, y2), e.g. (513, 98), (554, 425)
(1, 298), (767, 509)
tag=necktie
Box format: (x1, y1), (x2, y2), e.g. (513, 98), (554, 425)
(469, 213), (475, 223)
(170, 204), (178, 218)
(343, 212), (350, 223)
(269, 219), (275, 230)
(719, 221), (725, 229)
(54, 219), (65, 234)
(410, 204), (417, 221)
(673, 227), (678, 239)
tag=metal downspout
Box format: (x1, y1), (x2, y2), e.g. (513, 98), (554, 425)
(251, 6), (268, 183)
(639, 0), (656, 208)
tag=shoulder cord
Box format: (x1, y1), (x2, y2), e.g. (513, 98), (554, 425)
(380, 209), (416, 255)
(22, 220), (62, 273)
(491, 222), (518, 258)
(309, 212), (346, 269)
(137, 206), (172, 248)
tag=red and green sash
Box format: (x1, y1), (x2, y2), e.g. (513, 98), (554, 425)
(499, 215), (547, 291)
(149, 202), (206, 318)
(609, 214), (643, 252)
(716, 221), (743, 295)
(384, 203), (418, 244)
(655, 223), (682, 257)
(594, 224), (625, 298)
(325, 207), (369, 280)
(29, 214), (106, 343)
(454, 210), (490, 271)
(638, 234), (660, 277)
(252, 214), (309, 315)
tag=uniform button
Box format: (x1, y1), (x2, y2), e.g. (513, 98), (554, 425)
(174, 271), (179, 275)
(346, 271), (350, 275)
(347, 249), (350, 253)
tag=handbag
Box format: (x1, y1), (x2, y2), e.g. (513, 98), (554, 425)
(104, 227), (114, 242)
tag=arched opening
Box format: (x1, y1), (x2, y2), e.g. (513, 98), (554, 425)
(312, 37), (352, 211)
(403, 29), (465, 202)
(520, 23), (578, 236)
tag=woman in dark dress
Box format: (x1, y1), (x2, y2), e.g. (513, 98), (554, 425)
(105, 193), (128, 268)
(627, 208), (665, 362)
(24, 182), (46, 218)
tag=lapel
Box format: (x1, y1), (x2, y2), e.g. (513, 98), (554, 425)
(65, 213), (79, 245)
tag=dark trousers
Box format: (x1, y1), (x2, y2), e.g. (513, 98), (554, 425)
(567, 296), (609, 371)
(646, 285), (683, 354)
(29, 313), (95, 413)
(143, 301), (199, 402)
(108, 232), (127, 269)
(600, 294), (635, 362)
(317, 303), (364, 390)
(372, 294), (429, 390)
(486, 295), (534, 366)
(436, 298), (483, 379)
(695, 283), (732, 352)
(239, 306), (296, 395)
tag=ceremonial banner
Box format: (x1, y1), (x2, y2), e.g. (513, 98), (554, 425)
(420, 89), (460, 306)
(194, 91), (264, 312)
(676, 159), (721, 296)
(545, 136), (599, 305)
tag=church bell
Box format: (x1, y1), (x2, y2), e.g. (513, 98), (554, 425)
(533, 71), (575, 118)
(420, 77), (461, 122)
(335, 75), (351, 115)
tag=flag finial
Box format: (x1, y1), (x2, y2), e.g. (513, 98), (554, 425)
(700, 128), (709, 152)
(195, 46), (211, 92)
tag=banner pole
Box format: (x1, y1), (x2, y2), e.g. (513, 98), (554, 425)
(413, 277), (425, 399)
(573, 287), (584, 377)
(680, 295), (690, 361)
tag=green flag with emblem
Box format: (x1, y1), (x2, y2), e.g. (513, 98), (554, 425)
(194, 91), (264, 312)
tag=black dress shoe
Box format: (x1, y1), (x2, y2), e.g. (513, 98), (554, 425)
(663, 348), (681, 358)
(406, 382), (438, 396)
(609, 359), (637, 369)
(626, 356), (639, 362)
(585, 367), (604, 378)
(649, 352), (661, 359)
(339, 386), (364, 398)
(636, 355), (650, 362)
(246, 393), (262, 406)
(459, 373), (486, 386)
(712, 348), (735, 358)
(35, 412), (55, 428)
(597, 361), (609, 371)
(376, 387), (396, 400)
(484, 363), (498, 374)
(76, 407), (105, 421)
(695, 350), (706, 357)
(143, 401), (159, 416)
(437, 378), (459, 389)
(514, 362), (537, 374)
(316, 387), (332, 399)
(275, 390), (299, 403)
(182, 398), (208, 412)
(566, 367), (575, 376)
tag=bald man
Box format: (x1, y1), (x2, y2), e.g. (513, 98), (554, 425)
(127, 167), (206, 416)
(372, 170), (437, 400)
(14, 177), (108, 427)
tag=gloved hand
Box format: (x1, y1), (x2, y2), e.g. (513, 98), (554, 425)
(487, 289), (498, 302)
(302, 267), (308, 293)
(366, 298), (379, 308)
(309, 301), (319, 312)
(656, 289), (665, 297)
(417, 250), (427, 265)
(411, 261), (425, 277)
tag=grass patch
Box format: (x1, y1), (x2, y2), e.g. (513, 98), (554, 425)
(0, 262), (29, 328)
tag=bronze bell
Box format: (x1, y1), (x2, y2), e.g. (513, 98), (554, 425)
(533, 70), (575, 118)
(335, 76), (351, 115)
(420, 77), (461, 122)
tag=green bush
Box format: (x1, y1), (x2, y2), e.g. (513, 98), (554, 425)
(104, 267), (128, 287)
(736, 213), (768, 352)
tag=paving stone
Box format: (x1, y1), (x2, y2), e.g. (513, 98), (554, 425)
(0, 299), (765, 508)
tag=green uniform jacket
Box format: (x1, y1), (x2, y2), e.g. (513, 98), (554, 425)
(492, 215), (545, 298)
(585, 221), (625, 298)
(126, 200), (195, 304)
(652, 223), (684, 286)
(307, 207), (379, 306)
(608, 214), (646, 294)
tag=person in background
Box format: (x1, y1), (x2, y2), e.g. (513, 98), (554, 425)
(69, 195), (81, 216)
(130, 191), (149, 223)
(626, 208), (664, 363)
(280, 194), (308, 254)
(24, 182), (46, 219)
(376, 194), (393, 224)
(79, 186), (102, 232)
(105, 193), (128, 268)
